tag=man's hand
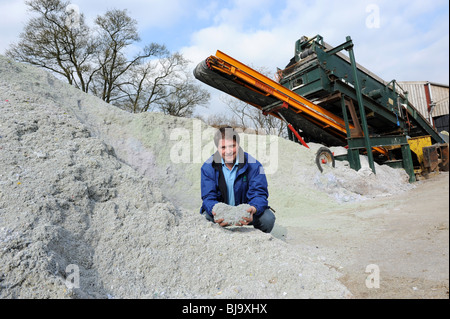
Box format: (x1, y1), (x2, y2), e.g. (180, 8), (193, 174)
(238, 206), (256, 226)
(212, 211), (229, 227)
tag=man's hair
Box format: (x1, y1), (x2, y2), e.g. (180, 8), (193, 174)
(214, 126), (240, 147)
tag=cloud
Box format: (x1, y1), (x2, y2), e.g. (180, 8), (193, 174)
(0, 0), (28, 53)
(0, 0), (192, 53)
(72, 0), (189, 29)
(179, 0), (448, 116)
(182, 1), (373, 72)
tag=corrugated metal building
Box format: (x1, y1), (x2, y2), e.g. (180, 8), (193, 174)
(398, 81), (449, 133)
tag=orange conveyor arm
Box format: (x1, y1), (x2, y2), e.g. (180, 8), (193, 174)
(207, 50), (387, 156)
(211, 50), (349, 133)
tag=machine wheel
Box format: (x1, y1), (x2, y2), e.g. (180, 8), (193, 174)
(316, 147), (335, 172)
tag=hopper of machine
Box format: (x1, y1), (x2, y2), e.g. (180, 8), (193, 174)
(278, 35), (442, 144)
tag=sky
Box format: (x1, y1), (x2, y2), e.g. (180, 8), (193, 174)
(0, 0), (449, 117)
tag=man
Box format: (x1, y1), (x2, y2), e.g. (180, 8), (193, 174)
(200, 127), (275, 233)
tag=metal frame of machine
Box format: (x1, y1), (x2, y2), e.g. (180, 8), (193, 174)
(194, 35), (447, 182)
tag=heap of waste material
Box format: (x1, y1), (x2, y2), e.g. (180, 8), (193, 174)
(0, 55), (412, 298)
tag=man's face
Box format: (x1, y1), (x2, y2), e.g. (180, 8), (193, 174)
(218, 138), (237, 164)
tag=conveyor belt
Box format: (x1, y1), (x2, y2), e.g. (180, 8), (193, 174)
(194, 51), (351, 146)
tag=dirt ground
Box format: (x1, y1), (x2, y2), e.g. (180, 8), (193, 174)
(280, 171), (449, 299)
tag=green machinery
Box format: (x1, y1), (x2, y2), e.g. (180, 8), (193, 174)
(279, 35), (444, 182)
(194, 35), (445, 182)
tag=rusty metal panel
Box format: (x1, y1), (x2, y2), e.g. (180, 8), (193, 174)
(422, 145), (439, 172)
(439, 143), (449, 172)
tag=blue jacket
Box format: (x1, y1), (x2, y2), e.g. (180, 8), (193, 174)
(200, 148), (269, 217)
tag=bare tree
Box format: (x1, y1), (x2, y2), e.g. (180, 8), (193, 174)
(157, 73), (210, 117)
(6, 0), (97, 93)
(217, 65), (287, 136)
(221, 95), (287, 137)
(92, 9), (168, 104)
(114, 52), (184, 112)
(7, 0), (210, 117)
(115, 53), (210, 114)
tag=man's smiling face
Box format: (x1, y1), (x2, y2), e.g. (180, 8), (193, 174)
(218, 138), (237, 164)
